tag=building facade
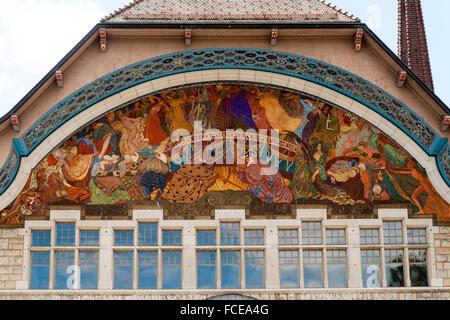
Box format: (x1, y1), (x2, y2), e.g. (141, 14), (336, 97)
(0, 0), (449, 300)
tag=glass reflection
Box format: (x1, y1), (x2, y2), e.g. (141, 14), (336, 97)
(56, 223), (75, 246)
(409, 249), (428, 287)
(139, 251), (157, 289)
(197, 251), (216, 289)
(54, 251), (74, 289)
(80, 251), (98, 289)
(162, 251), (181, 289)
(303, 250), (323, 288)
(80, 231), (99, 246)
(385, 250), (404, 287)
(139, 223), (158, 246)
(31, 231), (51, 247)
(361, 250), (381, 288)
(280, 251), (299, 288)
(114, 251), (133, 289)
(30, 251), (50, 289)
(221, 251), (240, 289)
(245, 251), (264, 289)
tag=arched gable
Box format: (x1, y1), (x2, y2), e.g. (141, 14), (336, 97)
(0, 49), (448, 224)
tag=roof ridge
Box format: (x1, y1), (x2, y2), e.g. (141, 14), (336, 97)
(318, 0), (360, 22)
(101, 0), (360, 24)
(100, 0), (144, 23)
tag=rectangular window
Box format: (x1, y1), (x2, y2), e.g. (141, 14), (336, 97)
(278, 229), (298, 245)
(138, 251), (158, 289)
(162, 251), (182, 289)
(326, 229), (346, 245)
(303, 250), (323, 288)
(114, 230), (134, 246)
(30, 251), (50, 289)
(244, 229), (264, 246)
(138, 223), (158, 246)
(221, 222), (240, 246)
(197, 251), (216, 289)
(114, 251), (133, 289)
(56, 223), (75, 246)
(54, 251), (75, 289)
(385, 249), (404, 287)
(197, 230), (216, 246)
(383, 221), (403, 245)
(360, 228), (379, 245)
(31, 230), (51, 247)
(221, 251), (240, 289)
(162, 230), (182, 246)
(409, 249), (428, 287)
(245, 250), (264, 289)
(79, 230), (99, 246)
(302, 222), (322, 245)
(279, 250), (299, 288)
(80, 251), (99, 289)
(327, 250), (347, 288)
(407, 229), (427, 245)
(361, 249), (381, 288)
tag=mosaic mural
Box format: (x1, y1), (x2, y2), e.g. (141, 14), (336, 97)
(1, 84), (448, 224)
(0, 49), (448, 198)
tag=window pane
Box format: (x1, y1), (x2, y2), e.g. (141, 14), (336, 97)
(162, 230), (182, 246)
(162, 251), (181, 289)
(245, 251), (264, 289)
(31, 231), (51, 247)
(114, 230), (134, 246)
(221, 251), (240, 289)
(139, 251), (158, 289)
(361, 250), (381, 288)
(30, 252), (50, 289)
(139, 223), (158, 246)
(56, 223), (75, 246)
(54, 251), (75, 289)
(244, 230), (264, 246)
(409, 249), (428, 287)
(197, 230), (216, 246)
(302, 222), (322, 245)
(407, 229), (427, 245)
(278, 229), (298, 245)
(280, 251), (299, 288)
(80, 252), (99, 289)
(385, 249), (404, 287)
(383, 221), (403, 245)
(327, 250), (347, 288)
(360, 229), (379, 245)
(114, 251), (133, 289)
(197, 251), (216, 289)
(303, 250), (323, 288)
(326, 229), (346, 245)
(80, 231), (99, 246)
(221, 222), (240, 246)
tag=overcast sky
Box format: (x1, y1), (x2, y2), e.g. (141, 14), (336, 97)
(0, 0), (448, 119)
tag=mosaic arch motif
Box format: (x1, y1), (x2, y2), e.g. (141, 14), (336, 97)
(1, 83), (449, 225)
(0, 49), (448, 198)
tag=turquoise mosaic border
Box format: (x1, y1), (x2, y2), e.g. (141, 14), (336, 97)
(1, 48), (448, 196)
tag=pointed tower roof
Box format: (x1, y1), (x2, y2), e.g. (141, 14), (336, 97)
(398, 0), (434, 91)
(101, 0), (359, 24)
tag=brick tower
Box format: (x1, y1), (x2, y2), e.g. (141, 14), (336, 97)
(398, 0), (434, 90)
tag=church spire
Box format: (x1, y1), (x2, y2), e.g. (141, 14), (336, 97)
(398, 0), (434, 91)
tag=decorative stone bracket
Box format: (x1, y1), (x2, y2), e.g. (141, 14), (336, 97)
(354, 28), (364, 52)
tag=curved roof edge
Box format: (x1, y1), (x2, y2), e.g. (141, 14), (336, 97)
(1, 22), (448, 130)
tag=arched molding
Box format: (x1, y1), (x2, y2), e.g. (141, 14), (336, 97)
(0, 49), (448, 212)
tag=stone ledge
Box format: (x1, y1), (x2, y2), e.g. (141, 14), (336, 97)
(0, 288), (449, 300)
